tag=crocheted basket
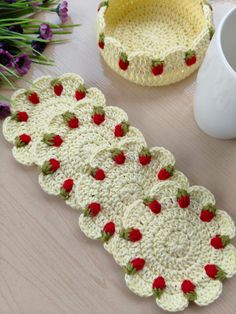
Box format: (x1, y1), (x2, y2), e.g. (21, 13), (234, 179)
(96, 0), (214, 86)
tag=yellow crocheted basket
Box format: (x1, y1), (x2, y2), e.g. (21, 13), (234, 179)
(96, 0), (214, 86)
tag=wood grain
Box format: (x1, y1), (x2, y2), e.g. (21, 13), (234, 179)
(1, 1), (236, 313)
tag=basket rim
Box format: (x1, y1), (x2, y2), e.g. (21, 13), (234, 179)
(97, 0), (214, 60)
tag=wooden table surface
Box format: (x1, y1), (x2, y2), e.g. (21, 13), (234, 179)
(1, 1), (236, 313)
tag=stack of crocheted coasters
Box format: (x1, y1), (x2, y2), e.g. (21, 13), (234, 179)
(3, 73), (236, 312)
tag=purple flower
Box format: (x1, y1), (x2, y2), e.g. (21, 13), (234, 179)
(31, 36), (47, 55)
(56, 1), (68, 23)
(0, 49), (13, 71)
(39, 23), (53, 40)
(14, 54), (31, 75)
(4, 0), (16, 3)
(8, 24), (24, 34)
(0, 103), (11, 120)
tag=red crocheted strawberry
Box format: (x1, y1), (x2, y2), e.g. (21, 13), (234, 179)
(144, 197), (161, 214)
(124, 258), (145, 275)
(181, 280), (197, 301)
(185, 50), (197, 66)
(92, 106), (105, 125)
(210, 235), (230, 249)
(157, 165), (174, 180)
(60, 179), (74, 199)
(152, 276), (166, 299)
(75, 84), (87, 101)
(204, 264), (226, 281)
(120, 228), (142, 242)
(11, 111), (29, 122)
(84, 202), (101, 217)
(200, 204), (217, 222)
(62, 111), (79, 129)
(43, 133), (63, 147)
(27, 91), (40, 104)
(51, 79), (63, 96)
(177, 189), (190, 208)
(98, 0), (109, 11)
(139, 147), (152, 166)
(41, 158), (60, 175)
(114, 121), (129, 137)
(111, 149), (126, 165)
(119, 52), (129, 71)
(98, 33), (105, 49)
(15, 134), (31, 147)
(101, 221), (115, 242)
(90, 167), (106, 181)
(151, 59), (164, 76)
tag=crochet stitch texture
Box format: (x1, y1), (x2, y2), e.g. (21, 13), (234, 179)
(97, 0), (214, 86)
(2, 73), (236, 312)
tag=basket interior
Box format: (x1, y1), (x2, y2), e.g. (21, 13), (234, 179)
(104, 0), (208, 56)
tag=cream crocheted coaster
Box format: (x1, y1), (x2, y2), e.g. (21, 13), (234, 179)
(107, 181), (236, 312)
(3, 73), (106, 166)
(97, 0), (214, 86)
(77, 140), (189, 252)
(33, 105), (145, 209)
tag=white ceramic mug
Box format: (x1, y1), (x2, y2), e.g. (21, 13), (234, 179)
(194, 7), (236, 139)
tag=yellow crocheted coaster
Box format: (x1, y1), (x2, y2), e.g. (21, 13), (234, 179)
(33, 105), (145, 209)
(108, 181), (236, 312)
(97, 0), (214, 86)
(3, 73), (106, 166)
(77, 140), (189, 251)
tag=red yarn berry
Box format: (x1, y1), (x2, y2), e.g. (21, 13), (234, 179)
(43, 133), (63, 147)
(91, 167), (106, 181)
(84, 202), (101, 217)
(157, 165), (174, 180)
(185, 50), (197, 66)
(62, 111), (79, 129)
(27, 91), (40, 104)
(51, 79), (63, 96)
(114, 121), (129, 137)
(111, 149), (126, 165)
(200, 204), (217, 222)
(92, 106), (105, 125)
(151, 59), (164, 76)
(177, 189), (190, 208)
(11, 111), (28, 122)
(125, 258), (145, 275)
(60, 179), (74, 199)
(75, 84), (87, 101)
(138, 147), (152, 166)
(101, 221), (115, 242)
(204, 264), (226, 281)
(210, 235), (230, 249)
(15, 133), (31, 147)
(181, 280), (197, 301)
(119, 52), (129, 71)
(152, 276), (166, 298)
(98, 33), (105, 49)
(120, 228), (142, 242)
(144, 197), (162, 214)
(41, 158), (60, 175)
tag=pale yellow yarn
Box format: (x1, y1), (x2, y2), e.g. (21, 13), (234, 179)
(97, 0), (214, 86)
(108, 181), (236, 312)
(2, 74), (106, 166)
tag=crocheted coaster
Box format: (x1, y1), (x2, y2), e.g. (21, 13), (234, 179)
(77, 140), (189, 252)
(3, 73), (106, 166)
(97, 0), (214, 86)
(33, 106), (145, 209)
(107, 181), (236, 312)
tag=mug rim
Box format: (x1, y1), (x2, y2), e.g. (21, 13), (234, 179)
(217, 6), (236, 77)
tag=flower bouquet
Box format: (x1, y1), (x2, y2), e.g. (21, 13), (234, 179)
(0, 0), (79, 118)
